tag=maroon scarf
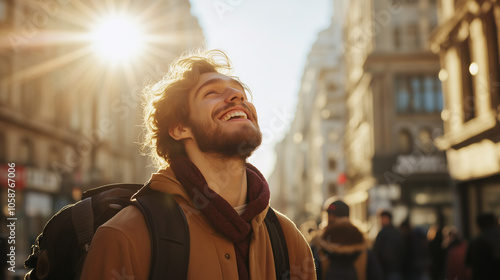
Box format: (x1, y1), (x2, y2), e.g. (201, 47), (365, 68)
(170, 155), (270, 280)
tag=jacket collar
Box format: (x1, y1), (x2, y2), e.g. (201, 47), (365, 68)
(148, 162), (271, 239)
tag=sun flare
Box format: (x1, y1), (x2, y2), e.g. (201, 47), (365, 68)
(91, 15), (144, 61)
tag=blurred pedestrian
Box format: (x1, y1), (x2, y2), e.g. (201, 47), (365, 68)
(400, 218), (431, 280)
(326, 200), (351, 226)
(311, 200), (383, 280)
(428, 212), (446, 280)
(373, 210), (405, 280)
(442, 226), (470, 280)
(0, 233), (6, 280)
(465, 213), (500, 280)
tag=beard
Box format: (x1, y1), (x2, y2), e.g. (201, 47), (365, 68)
(189, 117), (262, 159)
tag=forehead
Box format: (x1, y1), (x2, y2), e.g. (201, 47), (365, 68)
(198, 72), (234, 85)
(190, 72), (244, 97)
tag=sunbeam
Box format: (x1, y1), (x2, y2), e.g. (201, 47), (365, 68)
(11, 46), (94, 83)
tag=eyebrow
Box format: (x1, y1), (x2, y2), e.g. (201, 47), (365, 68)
(194, 77), (245, 99)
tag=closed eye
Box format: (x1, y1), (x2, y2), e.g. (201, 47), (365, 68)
(204, 91), (217, 97)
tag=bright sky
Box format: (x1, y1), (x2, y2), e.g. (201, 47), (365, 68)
(189, 0), (332, 178)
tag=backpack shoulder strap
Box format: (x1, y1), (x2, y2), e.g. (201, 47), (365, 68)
(264, 207), (290, 280)
(133, 185), (190, 280)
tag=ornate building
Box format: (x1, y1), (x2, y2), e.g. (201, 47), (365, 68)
(269, 2), (347, 226)
(0, 0), (204, 271)
(430, 0), (500, 237)
(343, 0), (451, 234)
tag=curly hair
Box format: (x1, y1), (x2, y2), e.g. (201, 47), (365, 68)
(142, 49), (250, 168)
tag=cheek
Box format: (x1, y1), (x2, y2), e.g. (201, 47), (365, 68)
(249, 104), (259, 122)
(191, 101), (214, 120)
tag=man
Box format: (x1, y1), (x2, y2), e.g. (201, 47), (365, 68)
(311, 200), (382, 280)
(373, 210), (405, 280)
(465, 213), (500, 280)
(79, 50), (316, 280)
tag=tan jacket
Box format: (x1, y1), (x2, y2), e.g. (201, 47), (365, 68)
(80, 168), (316, 280)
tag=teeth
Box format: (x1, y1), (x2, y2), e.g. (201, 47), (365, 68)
(221, 110), (248, 121)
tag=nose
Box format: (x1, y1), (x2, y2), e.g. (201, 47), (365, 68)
(224, 87), (245, 103)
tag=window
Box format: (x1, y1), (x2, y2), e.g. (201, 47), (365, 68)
(407, 24), (420, 49)
(411, 77), (423, 112)
(435, 79), (444, 111)
(458, 38), (475, 122)
(423, 77), (444, 112)
(55, 91), (70, 128)
(418, 128), (433, 154)
(22, 78), (41, 117)
(19, 139), (35, 166)
(328, 157), (337, 170)
(48, 147), (59, 169)
(395, 75), (443, 114)
(70, 97), (80, 131)
(0, 133), (6, 162)
(483, 9), (500, 106)
(398, 130), (412, 154)
(396, 77), (410, 112)
(327, 82), (337, 92)
(0, 56), (10, 103)
(393, 26), (401, 49)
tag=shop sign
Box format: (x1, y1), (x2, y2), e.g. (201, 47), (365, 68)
(25, 167), (60, 193)
(392, 155), (447, 175)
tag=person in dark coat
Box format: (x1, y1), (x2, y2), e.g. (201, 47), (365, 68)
(311, 200), (383, 280)
(428, 212), (446, 280)
(465, 213), (500, 280)
(400, 218), (431, 280)
(373, 210), (405, 280)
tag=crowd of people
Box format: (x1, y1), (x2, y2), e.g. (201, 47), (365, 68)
(306, 201), (500, 280)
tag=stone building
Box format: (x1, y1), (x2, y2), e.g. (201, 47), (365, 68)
(430, 0), (500, 237)
(343, 0), (451, 234)
(0, 0), (203, 271)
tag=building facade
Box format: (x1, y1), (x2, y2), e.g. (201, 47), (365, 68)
(0, 0), (203, 272)
(270, 2), (348, 226)
(430, 0), (500, 238)
(343, 0), (451, 235)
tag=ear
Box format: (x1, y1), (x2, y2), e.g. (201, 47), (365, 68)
(169, 123), (193, 141)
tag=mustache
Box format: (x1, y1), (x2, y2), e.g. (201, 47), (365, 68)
(212, 103), (253, 119)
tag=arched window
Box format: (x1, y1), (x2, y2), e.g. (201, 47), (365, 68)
(418, 128), (434, 154)
(19, 138), (35, 166)
(398, 130), (412, 154)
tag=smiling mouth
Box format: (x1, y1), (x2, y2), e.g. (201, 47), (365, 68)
(220, 110), (248, 121)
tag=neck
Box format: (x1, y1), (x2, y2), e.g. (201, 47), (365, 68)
(186, 147), (248, 207)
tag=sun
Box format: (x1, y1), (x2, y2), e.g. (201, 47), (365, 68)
(90, 14), (145, 61)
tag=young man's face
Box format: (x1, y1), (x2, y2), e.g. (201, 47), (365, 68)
(185, 72), (262, 158)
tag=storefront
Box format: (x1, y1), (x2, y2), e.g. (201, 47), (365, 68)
(367, 153), (452, 234)
(459, 175), (500, 238)
(0, 164), (61, 271)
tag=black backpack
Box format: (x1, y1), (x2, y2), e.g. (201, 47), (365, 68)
(24, 183), (290, 280)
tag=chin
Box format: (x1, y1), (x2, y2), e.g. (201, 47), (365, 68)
(196, 127), (262, 159)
